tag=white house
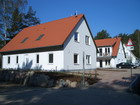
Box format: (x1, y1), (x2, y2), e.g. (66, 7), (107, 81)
(123, 44), (138, 64)
(0, 14), (97, 71)
(95, 38), (126, 68)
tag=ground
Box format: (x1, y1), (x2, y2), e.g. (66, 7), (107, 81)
(0, 68), (140, 105)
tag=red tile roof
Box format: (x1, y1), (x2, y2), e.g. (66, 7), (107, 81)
(0, 14), (84, 52)
(95, 38), (121, 56)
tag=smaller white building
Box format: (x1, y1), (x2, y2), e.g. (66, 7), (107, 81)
(123, 44), (138, 64)
(95, 38), (126, 68)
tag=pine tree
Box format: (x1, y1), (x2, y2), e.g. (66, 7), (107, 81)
(23, 6), (40, 28)
(0, 0), (27, 41)
(94, 30), (111, 39)
(7, 8), (23, 38)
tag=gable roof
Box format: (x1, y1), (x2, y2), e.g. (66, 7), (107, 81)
(95, 37), (121, 56)
(0, 14), (84, 53)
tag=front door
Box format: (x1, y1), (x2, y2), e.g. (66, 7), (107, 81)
(100, 60), (102, 68)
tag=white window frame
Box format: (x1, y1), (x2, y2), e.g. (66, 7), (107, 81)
(74, 32), (80, 42)
(85, 35), (90, 45)
(74, 53), (79, 65)
(86, 55), (91, 65)
(48, 53), (53, 64)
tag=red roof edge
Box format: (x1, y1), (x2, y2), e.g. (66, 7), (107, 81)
(112, 37), (121, 56)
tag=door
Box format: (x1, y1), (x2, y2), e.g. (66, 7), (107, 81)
(100, 60), (102, 68)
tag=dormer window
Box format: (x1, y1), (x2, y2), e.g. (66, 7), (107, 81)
(36, 34), (44, 41)
(74, 32), (79, 42)
(21, 37), (28, 43)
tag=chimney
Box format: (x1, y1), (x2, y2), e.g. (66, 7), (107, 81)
(75, 11), (78, 17)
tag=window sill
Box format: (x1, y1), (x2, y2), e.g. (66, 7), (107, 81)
(48, 63), (53, 65)
(87, 64), (91, 65)
(86, 44), (90, 46)
(75, 41), (80, 43)
(74, 63), (79, 65)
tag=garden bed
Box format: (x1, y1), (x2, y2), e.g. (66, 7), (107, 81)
(0, 70), (99, 88)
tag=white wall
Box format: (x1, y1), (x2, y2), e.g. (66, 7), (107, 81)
(2, 51), (64, 71)
(123, 44), (137, 64)
(115, 42), (126, 65)
(63, 18), (97, 70)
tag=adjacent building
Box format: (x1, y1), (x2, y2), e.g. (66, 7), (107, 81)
(95, 38), (126, 68)
(123, 44), (138, 64)
(0, 14), (97, 71)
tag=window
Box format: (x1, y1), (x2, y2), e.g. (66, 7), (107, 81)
(36, 34), (44, 41)
(8, 56), (10, 64)
(16, 56), (18, 64)
(105, 60), (107, 65)
(105, 48), (107, 53)
(74, 32), (79, 42)
(108, 60), (110, 65)
(99, 48), (102, 56)
(85, 36), (90, 45)
(86, 55), (91, 64)
(21, 37), (28, 43)
(74, 54), (79, 64)
(108, 48), (110, 53)
(36, 54), (39, 63)
(49, 53), (53, 63)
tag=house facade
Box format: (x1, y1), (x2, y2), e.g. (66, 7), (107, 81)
(0, 14), (97, 71)
(95, 38), (126, 68)
(123, 44), (138, 64)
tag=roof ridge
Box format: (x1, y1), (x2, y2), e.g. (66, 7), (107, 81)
(24, 14), (84, 30)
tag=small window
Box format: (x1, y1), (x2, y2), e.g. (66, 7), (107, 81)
(86, 55), (91, 64)
(105, 60), (107, 65)
(85, 36), (90, 45)
(21, 37), (28, 43)
(108, 48), (110, 53)
(8, 56), (10, 64)
(36, 34), (44, 41)
(105, 48), (107, 53)
(99, 48), (102, 56)
(74, 54), (79, 64)
(36, 54), (39, 63)
(108, 60), (110, 65)
(16, 56), (18, 64)
(49, 53), (53, 63)
(74, 32), (79, 42)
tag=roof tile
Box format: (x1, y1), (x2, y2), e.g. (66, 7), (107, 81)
(0, 14), (84, 52)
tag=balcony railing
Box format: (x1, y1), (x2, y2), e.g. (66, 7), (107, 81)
(98, 53), (111, 57)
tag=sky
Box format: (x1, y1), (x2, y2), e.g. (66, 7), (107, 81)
(27, 0), (140, 37)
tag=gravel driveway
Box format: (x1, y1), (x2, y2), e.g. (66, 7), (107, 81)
(93, 68), (140, 90)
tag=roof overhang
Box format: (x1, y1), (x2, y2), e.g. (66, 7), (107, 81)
(1, 45), (63, 55)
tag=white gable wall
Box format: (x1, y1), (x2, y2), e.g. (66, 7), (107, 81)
(63, 18), (97, 70)
(123, 44), (137, 64)
(115, 42), (126, 65)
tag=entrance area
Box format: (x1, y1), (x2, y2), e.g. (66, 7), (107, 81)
(99, 60), (102, 68)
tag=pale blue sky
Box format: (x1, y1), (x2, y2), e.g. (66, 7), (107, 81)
(28, 0), (140, 37)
